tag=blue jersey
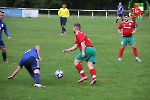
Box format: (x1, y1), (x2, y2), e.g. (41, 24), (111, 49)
(117, 5), (124, 14)
(0, 20), (11, 41)
(19, 48), (38, 66)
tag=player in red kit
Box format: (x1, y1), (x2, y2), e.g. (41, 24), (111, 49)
(118, 15), (141, 62)
(130, 8), (138, 26)
(63, 23), (97, 85)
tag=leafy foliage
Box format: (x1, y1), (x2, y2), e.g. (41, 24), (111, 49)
(0, 0), (135, 9)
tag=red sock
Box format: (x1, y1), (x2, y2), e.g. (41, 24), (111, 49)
(133, 48), (138, 57)
(90, 68), (96, 80)
(118, 48), (125, 58)
(75, 63), (86, 77)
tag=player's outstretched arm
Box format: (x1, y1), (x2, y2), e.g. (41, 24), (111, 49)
(7, 66), (22, 80)
(63, 44), (78, 53)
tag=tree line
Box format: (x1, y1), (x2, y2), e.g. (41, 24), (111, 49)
(0, 0), (147, 10)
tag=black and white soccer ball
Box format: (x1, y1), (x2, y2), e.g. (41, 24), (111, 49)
(55, 70), (63, 79)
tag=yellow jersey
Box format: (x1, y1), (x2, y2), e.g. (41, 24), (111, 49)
(58, 8), (70, 18)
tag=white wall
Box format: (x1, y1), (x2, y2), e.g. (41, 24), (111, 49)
(22, 10), (38, 18)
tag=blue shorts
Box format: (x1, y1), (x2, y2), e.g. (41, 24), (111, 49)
(118, 14), (123, 17)
(60, 17), (67, 26)
(20, 56), (40, 73)
(0, 41), (5, 48)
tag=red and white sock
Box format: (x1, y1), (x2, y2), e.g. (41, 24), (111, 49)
(75, 63), (86, 77)
(133, 48), (138, 57)
(90, 68), (96, 80)
(118, 48), (125, 58)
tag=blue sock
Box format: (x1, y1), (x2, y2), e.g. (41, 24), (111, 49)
(2, 52), (6, 61)
(29, 72), (34, 79)
(34, 73), (40, 84)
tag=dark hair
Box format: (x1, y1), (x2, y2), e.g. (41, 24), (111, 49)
(63, 3), (66, 6)
(124, 15), (129, 17)
(74, 23), (81, 30)
(0, 11), (4, 13)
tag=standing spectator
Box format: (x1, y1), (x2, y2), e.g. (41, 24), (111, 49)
(58, 4), (70, 35)
(0, 11), (11, 63)
(118, 15), (141, 62)
(63, 23), (97, 85)
(114, 2), (124, 23)
(7, 45), (46, 88)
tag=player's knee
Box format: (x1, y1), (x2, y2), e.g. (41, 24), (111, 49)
(34, 69), (40, 74)
(74, 62), (78, 66)
(131, 45), (136, 49)
(74, 59), (80, 66)
(87, 61), (94, 70)
(1, 48), (6, 52)
(120, 46), (125, 49)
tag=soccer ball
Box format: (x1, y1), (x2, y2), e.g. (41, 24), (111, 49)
(55, 70), (63, 79)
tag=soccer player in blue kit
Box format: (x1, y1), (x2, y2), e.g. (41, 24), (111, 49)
(0, 11), (11, 63)
(7, 45), (46, 88)
(114, 2), (124, 23)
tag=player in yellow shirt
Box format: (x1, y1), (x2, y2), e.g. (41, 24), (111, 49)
(58, 4), (70, 35)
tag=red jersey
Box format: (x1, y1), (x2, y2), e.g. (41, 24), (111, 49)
(132, 13), (138, 20)
(118, 21), (135, 37)
(75, 31), (93, 51)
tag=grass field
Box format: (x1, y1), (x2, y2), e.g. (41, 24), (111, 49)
(0, 15), (150, 100)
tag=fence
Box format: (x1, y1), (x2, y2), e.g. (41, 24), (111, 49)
(0, 7), (132, 18)
(39, 9), (130, 19)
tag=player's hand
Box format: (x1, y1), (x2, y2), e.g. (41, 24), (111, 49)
(8, 37), (11, 40)
(118, 32), (122, 35)
(38, 57), (42, 61)
(63, 49), (68, 53)
(7, 76), (13, 80)
(82, 52), (85, 57)
(132, 31), (135, 34)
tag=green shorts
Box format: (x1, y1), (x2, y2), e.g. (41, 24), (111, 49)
(133, 20), (138, 23)
(121, 36), (135, 46)
(76, 47), (97, 64)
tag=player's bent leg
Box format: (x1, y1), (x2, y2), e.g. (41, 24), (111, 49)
(61, 24), (66, 35)
(114, 16), (119, 23)
(33, 69), (46, 88)
(74, 59), (82, 66)
(87, 61), (97, 85)
(74, 59), (87, 83)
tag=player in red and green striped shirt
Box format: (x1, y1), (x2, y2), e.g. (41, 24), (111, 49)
(63, 23), (97, 85)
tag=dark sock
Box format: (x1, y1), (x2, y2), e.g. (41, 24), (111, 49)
(2, 52), (6, 61)
(34, 73), (40, 84)
(62, 27), (66, 33)
(61, 27), (64, 33)
(116, 19), (118, 23)
(63, 27), (66, 32)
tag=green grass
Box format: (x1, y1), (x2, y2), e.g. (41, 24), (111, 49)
(0, 15), (150, 100)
